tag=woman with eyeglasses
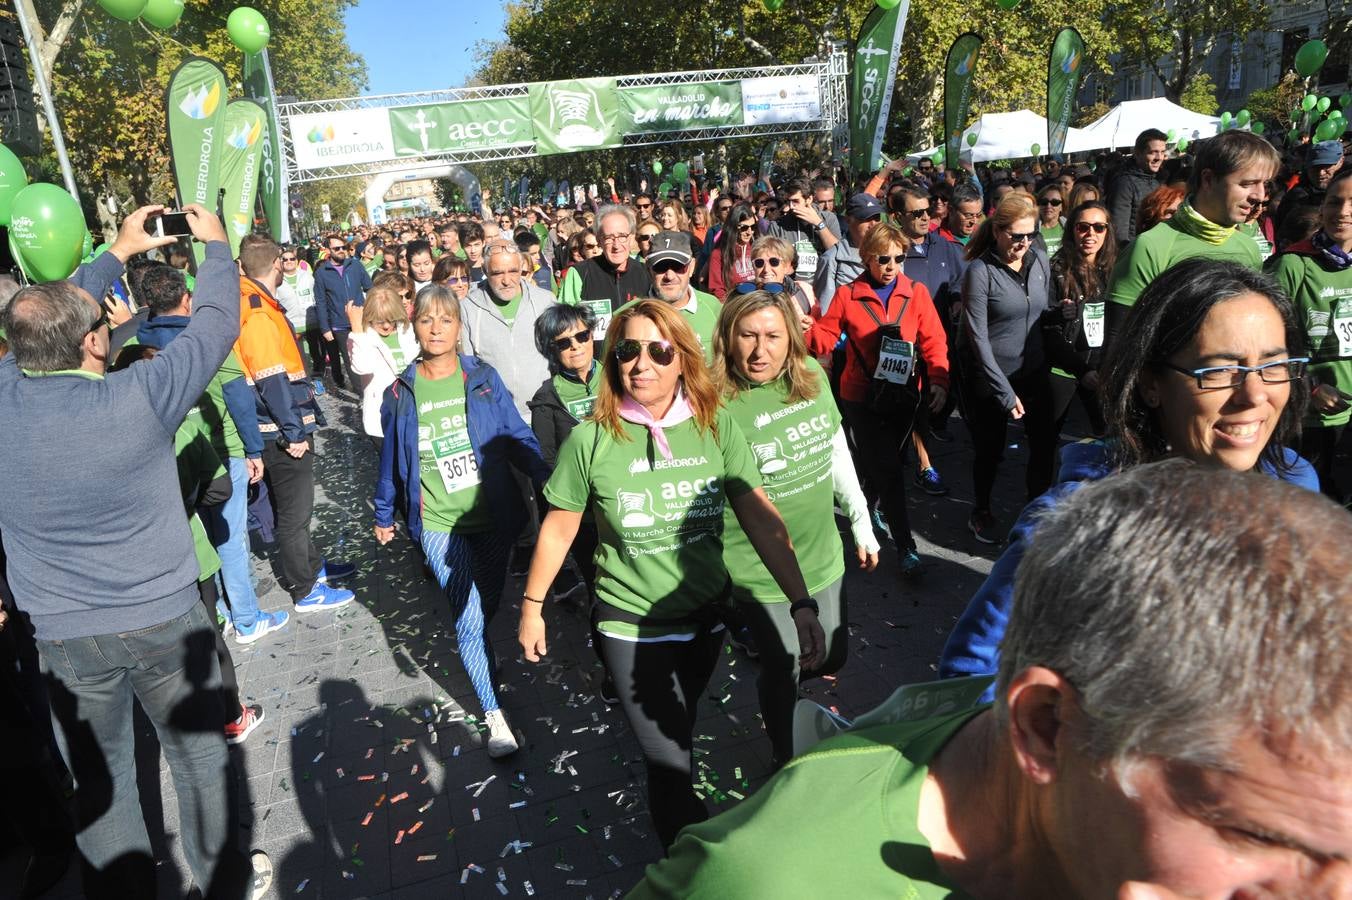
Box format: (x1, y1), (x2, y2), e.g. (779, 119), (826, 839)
(1034, 184), (1065, 256)
(959, 193), (1056, 545)
(942, 257), (1315, 691)
(374, 285), (550, 759)
(1269, 167), (1352, 496)
(708, 203), (759, 299)
(345, 285), (419, 454)
(805, 222), (950, 578)
(712, 289), (878, 766)
(431, 253), (472, 301)
(565, 230), (600, 276)
(517, 300), (825, 848)
(1042, 201), (1116, 439)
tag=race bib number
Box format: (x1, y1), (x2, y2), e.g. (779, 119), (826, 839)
(794, 239), (817, 281)
(1082, 302), (1105, 349)
(431, 434), (480, 494)
(580, 299), (612, 341)
(1337, 298), (1352, 358)
(874, 337), (915, 384)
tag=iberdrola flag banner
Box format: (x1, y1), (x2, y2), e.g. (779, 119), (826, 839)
(944, 33), (983, 166)
(166, 57), (227, 263)
(1047, 27), (1086, 160)
(849, 0), (910, 174)
(243, 50), (290, 244)
(218, 100), (267, 257)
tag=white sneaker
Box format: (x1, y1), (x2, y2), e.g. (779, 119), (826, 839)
(249, 850), (273, 900)
(484, 708), (519, 758)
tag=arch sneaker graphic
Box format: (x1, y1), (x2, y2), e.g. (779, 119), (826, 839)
(530, 78), (621, 155)
(751, 439), (788, 474)
(617, 488), (656, 528)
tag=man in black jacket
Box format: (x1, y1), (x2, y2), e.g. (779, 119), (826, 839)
(1276, 140), (1344, 232)
(1107, 128), (1167, 245)
(556, 204), (652, 345)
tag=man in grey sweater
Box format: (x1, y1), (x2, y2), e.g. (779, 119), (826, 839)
(0, 205), (255, 899)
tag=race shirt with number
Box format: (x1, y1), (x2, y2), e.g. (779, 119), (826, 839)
(1270, 250), (1352, 428)
(579, 299), (613, 342)
(794, 239), (818, 282)
(380, 331), (409, 371)
(1082, 301), (1105, 349)
(553, 367), (598, 421)
(721, 360), (846, 601)
(416, 373), (491, 533)
(873, 336), (915, 384)
(1040, 223), (1063, 257)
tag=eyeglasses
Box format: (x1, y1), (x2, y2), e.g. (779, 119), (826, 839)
(873, 254), (904, 265)
(552, 328), (593, 352)
(637, 233), (655, 243)
(905, 208), (930, 219)
(329, 246), (346, 253)
(716, 204), (732, 213)
(1074, 221), (1109, 235)
(736, 223), (756, 232)
(735, 281), (785, 295)
(1039, 198), (1063, 207)
(486, 269), (518, 278)
(88, 305), (109, 334)
(281, 255), (297, 262)
(650, 259), (688, 274)
(752, 257), (782, 269)
(956, 211), (981, 221)
(613, 338), (676, 366)
(1162, 357), (1309, 390)
(601, 233), (631, 244)
(1006, 231), (1036, 244)
(443, 276), (469, 285)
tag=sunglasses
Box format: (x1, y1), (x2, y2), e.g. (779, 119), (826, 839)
(651, 259), (687, 274)
(1006, 231), (1036, 244)
(583, 242), (599, 250)
(613, 338), (676, 366)
(329, 246), (346, 253)
(1074, 221), (1109, 235)
(281, 255), (297, 262)
(443, 276), (469, 284)
(874, 254), (903, 265)
(552, 328), (593, 351)
(717, 204), (732, 213)
(752, 257), (782, 269)
(635, 202), (652, 209)
(1039, 198), (1063, 207)
(89, 305), (109, 334)
(734, 281), (785, 295)
(637, 234), (655, 243)
(736, 223), (756, 232)
(905, 208), (930, 219)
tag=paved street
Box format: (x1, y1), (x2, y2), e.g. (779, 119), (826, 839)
(2, 385), (1064, 899)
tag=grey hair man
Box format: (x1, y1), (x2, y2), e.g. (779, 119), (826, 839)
(635, 460), (1352, 898)
(556, 204), (653, 344)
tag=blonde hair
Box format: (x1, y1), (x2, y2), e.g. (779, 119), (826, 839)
(966, 193), (1040, 261)
(750, 234), (793, 267)
(858, 221), (910, 260)
(593, 300), (720, 441)
(657, 199), (691, 231)
(712, 289), (821, 405)
(362, 286), (408, 326)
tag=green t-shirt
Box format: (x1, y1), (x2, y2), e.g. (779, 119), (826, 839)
(1040, 222), (1063, 257)
(630, 704), (987, 900)
(1238, 220), (1274, 262)
(1269, 249), (1352, 427)
(494, 290), (523, 329)
(195, 350), (247, 461)
(680, 290), (722, 362)
(416, 372), (492, 534)
(554, 365), (598, 421)
(1107, 217), (1261, 309)
(174, 414), (224, 581)
(544, 409), (762, 626)
(380, 331), (410, 371)
(721, 360), (843, 602)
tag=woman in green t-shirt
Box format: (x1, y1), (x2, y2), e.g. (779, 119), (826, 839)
(516, 299), (826, 848)
(712, 288), (880, 766)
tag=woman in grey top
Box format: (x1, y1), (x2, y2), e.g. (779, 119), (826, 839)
(958, 193), (1055, 545)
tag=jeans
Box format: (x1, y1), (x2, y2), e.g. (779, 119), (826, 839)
(261, 439), (323, 601)
(419, 529), (509, 715)
(322, 329), (353, 389)
(202, 456), (261, 629)
(36, 603), (247, 900)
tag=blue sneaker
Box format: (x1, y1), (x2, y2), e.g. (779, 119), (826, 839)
(313, 380), (326, 396)
(294, 582), (355, 613)
(871, 508), (892, 540)
(901, 549), (925, 578)
(914, 467), (950, 496)
(316, 559), (356, 583)
(234, 609), (290, 645)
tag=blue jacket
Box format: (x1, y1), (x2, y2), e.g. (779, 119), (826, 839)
(374, 355), (551, 545)
(313, 258), (372, 334)
(904, 230), (966, 320)
(939, 440), (1320, 702)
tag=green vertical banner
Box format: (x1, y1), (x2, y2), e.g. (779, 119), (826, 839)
(528, 78), (622, 156)
(165, 57), (227, 263)
(944, 33), (983, 166)
(218, 100), (266, 257)
(1046, 27), (1085, 160)
(849, 0), (910, 175)
(242, 50), (290, 244)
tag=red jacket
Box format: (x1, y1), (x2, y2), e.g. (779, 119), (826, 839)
(805, 275), (950, 404)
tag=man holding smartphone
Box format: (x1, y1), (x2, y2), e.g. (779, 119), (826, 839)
(766, 177), (841, 286)
(312, 233), (371, 394)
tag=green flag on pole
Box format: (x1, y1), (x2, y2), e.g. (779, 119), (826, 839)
(242, 50), (290, 243)
(165, 57), (227, 263)
(218, 100), (267, 257)
(849, 0), (910, 175)
(944, 33), (983, 166)
(1047, 27), (1086, 159)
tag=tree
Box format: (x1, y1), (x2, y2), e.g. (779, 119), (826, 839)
(1113, 0), (1269, 105)
(1245, 72), (1304, 131)
(1179, 72), (1219, 115)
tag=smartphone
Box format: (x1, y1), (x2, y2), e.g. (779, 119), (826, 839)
(146, 211), (192, 238)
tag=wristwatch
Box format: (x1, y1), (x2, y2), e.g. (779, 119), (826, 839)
(814, 220), (827, 231)
(790, 597), (819, 616)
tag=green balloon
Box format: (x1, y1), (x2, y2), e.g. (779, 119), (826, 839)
(81, 229), (93, 260)
(0, 144), (28, 227)
(1342, 93), (1352, 109)
(140, 0), (183, 28)
(226, 6), (270, 54)
(1304, 94), (1319, 112)
(657, 181), (673, 196)
(8, 232), (29, 280)
(1236, 109), (1251, 127)
(931, 150), (944, 165)
(9, 184), (86, 282)
(1295, 39), (1329, 77)
(652, 160), (663, 175)
(339, 221), (350, 231)
(1319, 96), (1333, 114)
(1288, 128), (1301, 144)
(876, 0), (902, 7)
(1220, 111), (1232, 128)
(762, 0), (784, 9)
(1251, 121), (1265, 135)
(1176, 138), (1189, 153)
(97, 0), (148, 21)
(1166, 128), (1177, 142)
(1030, 143), (1041, 156)
(966, 132), (978, 147)
(672, 162), (689, 182)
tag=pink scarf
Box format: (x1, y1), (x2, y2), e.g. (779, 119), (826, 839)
(619, 389), (693, 460)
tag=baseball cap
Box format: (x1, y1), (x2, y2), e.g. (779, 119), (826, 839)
(646, 231), (693, 267)
(1310, 140), (1345, 167)
(846, 193), (884, 221)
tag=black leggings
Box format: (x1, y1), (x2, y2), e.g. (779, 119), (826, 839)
(963, 371), (1056, 511)
(595, 615), (723, 849)
(1048, 371), (1105, 439)
(1302, 423), (1347, 498)
(199, 577), (240, 717)
(842, 399), (918, 552)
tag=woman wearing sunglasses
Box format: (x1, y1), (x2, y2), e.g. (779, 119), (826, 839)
(1042, 201), (1116, 439)
(1035, 184), (1065, 256)
(374, 285), (550, 760)
(748, 235), (815, 315)
(959, 193), (1056, 545)
(804, 222), (949, 578)
(345, 285), (419, 454)
(943, 257), (1315, 692)
(708, 203), (759, 299)
(517, 300), (825, 848)
(712, 288), (878, 766)
(431, 254), (472, 301)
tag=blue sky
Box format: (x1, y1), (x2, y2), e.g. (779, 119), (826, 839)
(345, 0), (508, 97)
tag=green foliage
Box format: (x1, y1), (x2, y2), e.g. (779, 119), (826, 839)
(1179, 72), (1219, 116)
(1112, 0), (1268, 104)
(1075, 101), (1110, 127)
(1245, 73), (1304, 130)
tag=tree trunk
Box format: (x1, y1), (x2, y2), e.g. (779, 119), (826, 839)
(95, 187), (118, 243)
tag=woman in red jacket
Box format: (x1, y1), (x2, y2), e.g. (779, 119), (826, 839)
(804, 222), (949, 578)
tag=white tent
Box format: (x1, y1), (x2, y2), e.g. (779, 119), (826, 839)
(907, 109), (1087, 164)
(1064, 98), (1220, 153)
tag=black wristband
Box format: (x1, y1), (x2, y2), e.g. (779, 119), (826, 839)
(790, 597), (819, 616)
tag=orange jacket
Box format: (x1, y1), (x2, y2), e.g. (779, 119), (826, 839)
(233, 277), (319, 443)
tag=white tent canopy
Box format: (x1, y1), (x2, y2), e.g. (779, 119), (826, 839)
(907, 109), (1086, 164)
(1065, 98), (1219, 153)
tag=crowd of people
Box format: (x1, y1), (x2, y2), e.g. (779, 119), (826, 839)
(1, 119), (1352, 899)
